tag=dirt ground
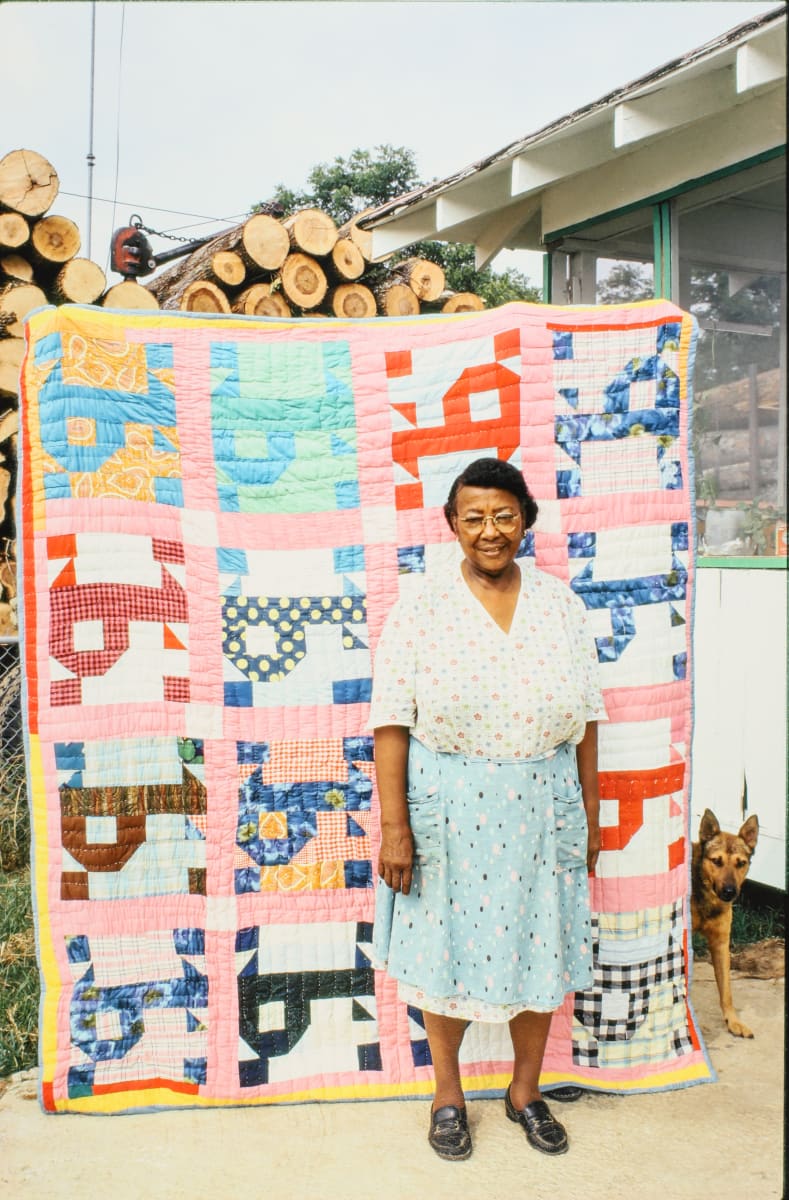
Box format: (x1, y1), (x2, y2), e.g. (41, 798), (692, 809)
(1, 959), (784, 1200)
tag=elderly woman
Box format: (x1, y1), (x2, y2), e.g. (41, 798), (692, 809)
(369, 457), (605, 1162)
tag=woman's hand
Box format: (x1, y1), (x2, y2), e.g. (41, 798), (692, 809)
(586, 815), (601, 874)
(374, 725), (414, 894)
(378, 823), (414, 895)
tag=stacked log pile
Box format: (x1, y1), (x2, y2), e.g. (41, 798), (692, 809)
(0, 146), (485, 634)
(0, 149), (113, 633)
(147, 207), (485, 320)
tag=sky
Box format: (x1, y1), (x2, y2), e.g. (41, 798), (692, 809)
(1, 0), (782, 287)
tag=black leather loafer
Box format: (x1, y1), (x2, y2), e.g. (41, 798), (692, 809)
(505, 1087), (569, 1155)
(546, 1085), (584, 1102)
(428, 1104), (472, 1161)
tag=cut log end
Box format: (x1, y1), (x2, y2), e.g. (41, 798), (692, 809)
(0, 255), (34, 283)
(52, 258), (107, 305)
(280, 253), (328, 310)
(102, 281), (160, 311)
(30, 214), (81, 265)
(283, 208), (338, 257)
(179, 280), (231, 313)
(329, 237), (366, 281)
(232, 283), (291, 317)
(337, 210), (375, 263)
(256, 292), (291, 318)
(394, 257), (445, 302)
(0, 338), (25, 398)
(376, 282), (420, 316)
(232, 282), (270, 313)
(327, 284), (377, 319)
(441, 292), (485, 313)
(210, 250), (246, 288)
(0, 282), (48, 337)
(241, 214), (290, 271)
(0, 149), (59, 217)
(0, 212), (30, 251)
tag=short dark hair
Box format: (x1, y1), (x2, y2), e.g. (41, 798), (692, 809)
(443, 458), (539, 529)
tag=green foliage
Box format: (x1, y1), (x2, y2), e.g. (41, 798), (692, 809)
(409, 241), (540, 306)
(0, 868), (38, 1076)
(736, 499), (786, 556)
(690, 270), (781, 393)
(691, 270), (782, 511)
(596, 262), (654, 305)
(0, 758), (27, 871)
(730, 884), (785, 945)
(0, 661), (37, 1076)
(0, 678), (27, 872)
(693, 882), (785, 958)
(262, 145), (422, 227)
(257, 146), (540, 304)
(475, 265), (541, 308)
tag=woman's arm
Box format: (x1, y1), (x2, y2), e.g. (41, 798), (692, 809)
(575, 721), (600, 873)
(374, 725), (414, 895)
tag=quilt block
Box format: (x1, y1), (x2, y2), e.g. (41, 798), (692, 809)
(19, 300), (714, 1113)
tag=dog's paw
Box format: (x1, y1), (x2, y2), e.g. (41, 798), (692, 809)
(726, 1016), (754, 1038)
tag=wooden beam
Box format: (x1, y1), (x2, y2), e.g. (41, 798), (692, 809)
(544, 90), (785, 239)
(736, 27), (786, 93)
(435, 168), (513, 231)
(614, 66), (735, 148)
(550, 252), (571, 305)
(473, 198), (540, 271)
(568, 251), (597, 305)
(511, 124), (613, 196)
(368, 205), (438, 259)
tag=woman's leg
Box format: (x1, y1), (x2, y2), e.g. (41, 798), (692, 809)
(422, 1011), (468, 1110)
(507, 1009), (554, 1108)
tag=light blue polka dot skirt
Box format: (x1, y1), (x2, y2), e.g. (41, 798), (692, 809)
(373, 737), (594, 1013)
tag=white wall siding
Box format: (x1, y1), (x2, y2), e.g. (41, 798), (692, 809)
(691, 568), (787, 888)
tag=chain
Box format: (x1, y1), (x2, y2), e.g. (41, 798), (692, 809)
(129, 214), (195, 244)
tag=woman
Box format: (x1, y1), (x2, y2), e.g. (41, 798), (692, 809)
(369, 457), (605, 1162)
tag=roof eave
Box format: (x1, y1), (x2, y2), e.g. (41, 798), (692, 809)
(361, 5), (786, 259)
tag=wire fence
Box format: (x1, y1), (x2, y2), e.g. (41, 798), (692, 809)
(0, 638), (21, 743)
(0, 637), (27, 871)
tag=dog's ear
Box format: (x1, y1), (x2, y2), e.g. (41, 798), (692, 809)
(699, 809), (720, 842)
(739, 813), (759, 852)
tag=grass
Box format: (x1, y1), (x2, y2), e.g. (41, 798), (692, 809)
(0, 867), (39, 1077)
(0, 747), (28, 873)
(691, 879), (785, 959)
(730, 880), (786, 946)
(0, 644), (28, 874)
(0, 673), (38, 1078)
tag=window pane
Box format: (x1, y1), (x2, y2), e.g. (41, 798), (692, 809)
(677, 162), (786, 557)
(596, 258), (654, 304)
(549, 205), (654, 305)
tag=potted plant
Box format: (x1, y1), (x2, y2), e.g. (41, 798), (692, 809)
(737, 499), (786, 557)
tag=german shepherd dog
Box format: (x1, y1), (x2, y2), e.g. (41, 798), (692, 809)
(691, 808), (759, 1038)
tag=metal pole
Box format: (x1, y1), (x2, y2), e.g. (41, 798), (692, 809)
(747, 362), (760, 499)
(86, 1), (97, 259)
(778, 272), (787, 514)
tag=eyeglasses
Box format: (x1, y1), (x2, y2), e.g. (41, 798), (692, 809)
(457, 512), (520, 533)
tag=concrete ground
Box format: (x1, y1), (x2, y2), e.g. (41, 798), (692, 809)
(1, 960), (784, 1200)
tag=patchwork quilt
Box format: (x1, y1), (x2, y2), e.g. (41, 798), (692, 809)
(19, 299), (714, 1114)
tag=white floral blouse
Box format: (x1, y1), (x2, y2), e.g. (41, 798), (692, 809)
(368, 562), (606, 757)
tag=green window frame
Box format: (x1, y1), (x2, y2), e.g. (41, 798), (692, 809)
(541, 150), (786, 568)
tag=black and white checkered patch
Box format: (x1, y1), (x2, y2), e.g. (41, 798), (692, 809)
(572, 902), (685, 1040)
